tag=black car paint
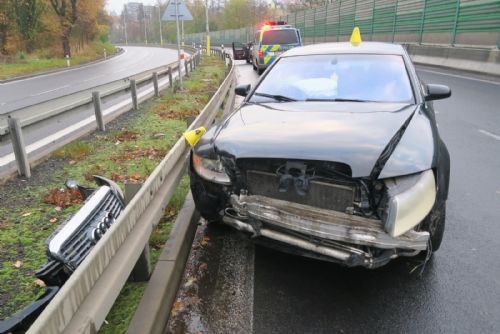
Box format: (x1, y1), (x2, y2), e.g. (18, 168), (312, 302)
(192, 43), (450, 229)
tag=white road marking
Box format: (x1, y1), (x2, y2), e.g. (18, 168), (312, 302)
(30, 85), (70, 97)
(417, 68), (500, 86)
(83, 75), (104, 82)
(1, 48), (128, 85)
(478, 129), (500, 141)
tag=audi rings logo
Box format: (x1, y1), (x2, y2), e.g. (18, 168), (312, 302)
(90, 212), (114, 243)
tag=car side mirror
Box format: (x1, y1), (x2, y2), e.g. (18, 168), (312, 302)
(425, 84), (451, 101)
(235, 84), (251, 97)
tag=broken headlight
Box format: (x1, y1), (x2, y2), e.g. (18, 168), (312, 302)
(192, 153), (231, 185)
(383, 169), (436, 237)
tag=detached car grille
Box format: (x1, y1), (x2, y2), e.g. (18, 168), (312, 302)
(36, 184), (124, 285)
(246, 170), (355, 212)
(56, 188), (123, 269)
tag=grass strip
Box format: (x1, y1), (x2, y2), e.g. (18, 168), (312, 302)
(0, 55), (225, 325)
(0, 42), (117, 80)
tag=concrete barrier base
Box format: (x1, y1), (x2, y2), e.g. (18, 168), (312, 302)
(405, 44), (500, 77)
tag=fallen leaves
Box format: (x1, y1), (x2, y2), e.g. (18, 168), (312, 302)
(115, 130), (139, 142)
(110, 146), (167, 162)
(22, 212), (32, 217)
(184, 277), (198, 288)
(110, 172), (145, 183)
(171, 297), (201, 316)
(43, 188), (83, 208)
(34, 279), (46, 288)
(14, 260), (23, 268)
(156, 108), (198, 120)
(200, 236), (210, 247)
(49, 218), (58, 224)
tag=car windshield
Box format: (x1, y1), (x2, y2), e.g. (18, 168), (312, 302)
(250, 54), (414, 103)
(262, 29), (298, 45)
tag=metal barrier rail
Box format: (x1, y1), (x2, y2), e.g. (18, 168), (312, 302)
(0, 45), (201, 180)
(0, 45), (197, 136)
(26, 48), (232, 334)
(185, 0), (500, 48)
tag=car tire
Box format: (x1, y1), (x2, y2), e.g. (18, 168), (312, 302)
(421, 201), (446, 251)
(258, 68), (264, 75)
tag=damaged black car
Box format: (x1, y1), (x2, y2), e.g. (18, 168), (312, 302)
(189, 41), (451, 268)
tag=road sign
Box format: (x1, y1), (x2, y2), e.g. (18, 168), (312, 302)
(162, 0), (193, 21)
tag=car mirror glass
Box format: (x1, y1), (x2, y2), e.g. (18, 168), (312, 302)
(235, 84), (251, 97)
(425, 84), (451, 101)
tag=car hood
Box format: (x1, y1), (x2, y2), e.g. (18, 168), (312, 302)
(198, 102), (435, 178)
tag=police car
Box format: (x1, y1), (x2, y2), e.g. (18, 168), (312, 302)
(251, 21), (302, 74)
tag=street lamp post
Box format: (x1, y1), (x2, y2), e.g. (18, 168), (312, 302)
(175, 0), (183, 89)
(205, 0), (210, 55)
(123, 5), (128, 45)
(143, 6), (148, 45)
(158, 1), (163, 45)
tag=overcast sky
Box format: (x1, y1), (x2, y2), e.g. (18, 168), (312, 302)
(106, 0), (161, 15)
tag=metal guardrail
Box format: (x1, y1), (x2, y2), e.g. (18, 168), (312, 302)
(26, 48), (233, 334)
(0, 45), (201, 180)
(0, 45), (196, 136)
(185, 0), (500, 48)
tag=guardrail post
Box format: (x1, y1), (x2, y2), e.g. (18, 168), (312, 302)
(8, 117), (31, 178)
(153, 72), (160, 97)
(189, 59), (193, 72)
(130, 79), (138, 110)
(184, 61), (189, 77)
(92, 91), (105, 131)
(168, 67), (173, 88)
(125, 182), (151, 282)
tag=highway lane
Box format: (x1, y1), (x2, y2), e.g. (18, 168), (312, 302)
(166, 60), (500, 333)
(252, 65), (500, 333)
(0, 46), (178, 114)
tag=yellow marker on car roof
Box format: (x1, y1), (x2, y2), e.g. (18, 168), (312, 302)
(184, 127), (206, 147)
(350, 27), (362, 46)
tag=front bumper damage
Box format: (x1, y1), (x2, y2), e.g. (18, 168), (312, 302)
(223, 193), (429, 268)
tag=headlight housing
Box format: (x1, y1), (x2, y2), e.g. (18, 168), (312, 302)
(192, 153), (231, 185)
(383, 169), (436, 237)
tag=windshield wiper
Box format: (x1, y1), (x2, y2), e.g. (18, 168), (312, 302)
(305, 98), (376, 102)
(254, 92), (298, 102)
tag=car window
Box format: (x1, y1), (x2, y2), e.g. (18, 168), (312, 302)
(262, 30), (298, 45)
(251, 54), (414, 103)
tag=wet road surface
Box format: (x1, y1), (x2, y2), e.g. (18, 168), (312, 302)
(167, 59), (500, 333)
(0, 46), (178, 114)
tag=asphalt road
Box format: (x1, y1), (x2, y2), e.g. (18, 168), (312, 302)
(0, 46), (178, 114)
(168, 59), (500, 333)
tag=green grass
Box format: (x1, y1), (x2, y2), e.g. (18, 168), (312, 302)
(0, 55), (225, 323)
(0, 41), (117, 80)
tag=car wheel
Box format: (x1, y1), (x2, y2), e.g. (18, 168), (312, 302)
(421, 201), (446, 251)
(258, 68), (264, 75)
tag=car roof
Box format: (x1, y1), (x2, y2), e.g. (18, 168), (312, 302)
(282, 42), (406, 57)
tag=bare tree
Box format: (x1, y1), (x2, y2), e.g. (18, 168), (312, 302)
(50, 0), (78, 56)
